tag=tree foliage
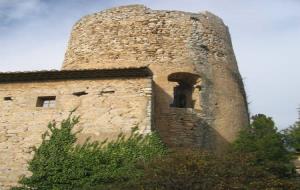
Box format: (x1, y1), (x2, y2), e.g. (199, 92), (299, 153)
(135, 149), (300, 190)
(233, 114), (295, 177)
(283, 121), (300, 152)
(12, 114), (166, 190)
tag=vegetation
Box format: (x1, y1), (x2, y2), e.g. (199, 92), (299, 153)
(12, 113), (300, 190)
(135, 114), (300, 190)
(283, 120), (300, 152)
(233, 114), (295, 177)
(137, 150), (298, 190)
(12, 114), (166, 190)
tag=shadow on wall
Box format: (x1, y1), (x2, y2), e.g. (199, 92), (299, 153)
(153, 81), (229, 152)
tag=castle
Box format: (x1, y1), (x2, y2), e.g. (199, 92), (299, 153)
(0, 5), (249, 189)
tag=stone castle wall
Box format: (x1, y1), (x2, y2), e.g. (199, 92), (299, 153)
(62, 5), (249, 150)
(0, 77), (152, 189)
(0, 4), (249, 189)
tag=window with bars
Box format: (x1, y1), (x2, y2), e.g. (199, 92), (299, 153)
(36, 96), (56, 108)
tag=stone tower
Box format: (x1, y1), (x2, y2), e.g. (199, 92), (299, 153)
(63, 5), (249, 151)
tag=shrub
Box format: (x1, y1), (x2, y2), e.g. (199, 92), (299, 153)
(233, 114), (295, 177)
(12, 114), (166, 190)
(283, 121), (300, 152)
(137, 149), (300, 190)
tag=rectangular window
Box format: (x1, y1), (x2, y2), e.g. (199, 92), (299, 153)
(36, 96), (56, 108)
(4, 97), (12, 101)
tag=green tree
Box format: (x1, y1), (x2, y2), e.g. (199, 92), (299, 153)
(283, 120), (300, 152)
(233, 114), (295, 177)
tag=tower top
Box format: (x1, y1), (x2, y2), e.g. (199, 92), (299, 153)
(62, 5), (249, 150)
(62, 5), (224, 70)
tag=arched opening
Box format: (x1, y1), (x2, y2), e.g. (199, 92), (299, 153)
(168, 72), (201, 109)
(172, 82), (192, 108)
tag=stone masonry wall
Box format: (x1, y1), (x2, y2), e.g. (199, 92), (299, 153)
(62, 5), (249, 151)
(0, 77), (152, 189)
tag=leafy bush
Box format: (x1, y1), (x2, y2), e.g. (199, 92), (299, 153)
(136, 149), (300, 190)
(283, 121), (300, 152)
(12, 114), (166, 190)
(232, 114), (295, 177)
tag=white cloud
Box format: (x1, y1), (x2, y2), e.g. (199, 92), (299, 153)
(0, 0), (43, 23)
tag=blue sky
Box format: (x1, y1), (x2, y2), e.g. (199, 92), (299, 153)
(0, 0), (299, 129)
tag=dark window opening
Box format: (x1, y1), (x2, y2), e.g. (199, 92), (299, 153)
(168, 72), (200, 109)
(72, 91), (88, 97)
(36, 96), (56, 108)
(99, 88), (115, 96)
(4, 97), (12, 101)
(171, 82), (193, 108)
(101, 90), (115, 94)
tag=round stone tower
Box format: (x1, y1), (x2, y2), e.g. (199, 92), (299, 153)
(62, 5), (249, 151)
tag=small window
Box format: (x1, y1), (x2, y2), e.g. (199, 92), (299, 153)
(171, 82), (192, 108)
(4, 97), (13, 101)
(168, 72), (201, 109)
(36, 96), (56, 108)
(72, 91), (88, 97)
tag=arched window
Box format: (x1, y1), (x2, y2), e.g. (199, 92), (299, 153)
(168, 72), (200, 109)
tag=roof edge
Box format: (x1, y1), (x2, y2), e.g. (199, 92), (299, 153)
(0, 67), (152, 83)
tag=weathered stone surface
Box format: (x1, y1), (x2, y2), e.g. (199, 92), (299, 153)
(0, 78), (152, 189)
(0, 4), (249, 189)
(63, 4), (249, 150)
